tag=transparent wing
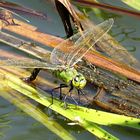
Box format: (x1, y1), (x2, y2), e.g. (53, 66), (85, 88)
(81, 18), (140, 71)
(0, 31), (52, 62)
(50, 28), (90, 66)
(0, 47), (61, 70)
(0, 58), (61, 70)
(50, 18), (114, 67)
(95, 35), (140, 71)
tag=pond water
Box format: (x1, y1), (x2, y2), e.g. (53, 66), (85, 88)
(0, 0), (140, 140)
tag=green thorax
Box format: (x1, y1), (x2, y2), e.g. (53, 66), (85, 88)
(53, 68), (78, 84)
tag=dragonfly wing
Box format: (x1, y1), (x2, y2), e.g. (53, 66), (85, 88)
(0, 58), (60, 70)
(50, 28), (90, 66)
(50, 18), (114, 67)
(95, 35), (140, 71)
(81, 18), (140, 71)
(69, 18), (114, 67)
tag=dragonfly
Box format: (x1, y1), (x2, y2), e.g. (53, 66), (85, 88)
(0, 18), (114, 103)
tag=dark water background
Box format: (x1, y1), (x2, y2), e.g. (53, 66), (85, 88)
(0, 0), (140, 140)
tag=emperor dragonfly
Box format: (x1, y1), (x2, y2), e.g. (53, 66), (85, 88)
(0, 18), (114, 103)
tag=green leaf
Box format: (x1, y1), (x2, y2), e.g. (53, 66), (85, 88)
(122, 0), (140, 11)
(0, 68), (140, 139)
(0, 68), (119, 140)
(0, 81), (75, 140)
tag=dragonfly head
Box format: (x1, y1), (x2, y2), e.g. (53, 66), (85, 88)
(72, 73), (87, 89)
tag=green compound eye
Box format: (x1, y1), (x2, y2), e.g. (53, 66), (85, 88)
(74, 77), (79, 82)
(72, 74), (87, 89)
(80, 78), (86, 83)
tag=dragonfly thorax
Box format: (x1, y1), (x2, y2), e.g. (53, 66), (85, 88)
(54, 68), (86, 89)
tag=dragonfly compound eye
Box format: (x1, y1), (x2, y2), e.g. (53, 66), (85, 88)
(72, 74), (87, 89)
(74, 77), (79, 82)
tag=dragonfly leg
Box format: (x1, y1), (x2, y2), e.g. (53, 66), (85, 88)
(70, 94), (78, 105)
(77, 90), (81, 104)
(63, 91), (78, 107)
(69, 85), (74, 95)
(68, 85), (78, 105)
(78, 89), (90, 103)
(63, 85), (77, 108)
(51, 84), (68, 100)
(59, 84), (68, 100)
(63, 94), (68, 109)
(24, 68), (41, 82)
(49, 84), (68, 108)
